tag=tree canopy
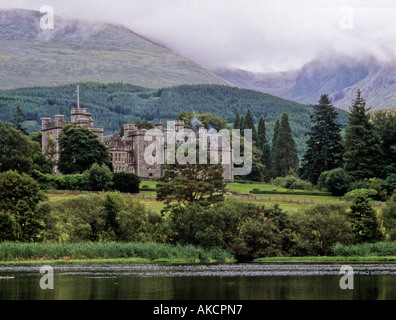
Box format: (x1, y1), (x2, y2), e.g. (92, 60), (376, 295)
(58, 125), (112, 174)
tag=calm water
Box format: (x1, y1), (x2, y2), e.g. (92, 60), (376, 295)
(1, 263), (396, 300)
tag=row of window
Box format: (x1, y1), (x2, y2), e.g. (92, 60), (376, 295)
(112, 152), (133, 163)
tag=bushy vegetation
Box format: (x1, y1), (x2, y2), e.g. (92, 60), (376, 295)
(32, 166), (140, 193)
(0, 242), (233, 263)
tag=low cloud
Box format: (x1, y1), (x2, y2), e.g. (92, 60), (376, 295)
(2, 0), (396, 72)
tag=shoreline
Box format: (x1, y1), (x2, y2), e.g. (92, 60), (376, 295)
(2, 256), (396, 266)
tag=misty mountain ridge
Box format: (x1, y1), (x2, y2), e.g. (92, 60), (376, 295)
(0, 9), (230, 90)
(214, 56), (396, 111)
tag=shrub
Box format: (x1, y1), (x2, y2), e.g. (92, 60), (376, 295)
(293, 203), (355, 255)
(82, 163), (113, 191)
(167, 198), (296, 261)
(384, 174), (396, 196)
(382, 191), (396, 240)
(318, 168), (351, 196)
(0, 170), (47, 241)
(348, 190), (384, 243)
(343, 189), (378, 201)
(60, 174), (86, 190)
(113, 172), (140, 193)
(40, 192), (164, 243)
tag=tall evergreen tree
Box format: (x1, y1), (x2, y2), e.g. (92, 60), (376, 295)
(270, 119), (281, 178)
(11, 105), (27, 135)
(243, 109), (257, 142)
(371, 111), (396, 176)
(343, 90), (384, 181)
(271, 113), (299, 177)
(233, 111), (241, 130)
(257, 116), (271, 179)
(300, 94), (344, 184)
(239, 116), (245, 135)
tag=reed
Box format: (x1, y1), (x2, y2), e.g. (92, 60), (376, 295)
(0, 242), (234, 263)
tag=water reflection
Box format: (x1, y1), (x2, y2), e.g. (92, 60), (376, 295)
(1, 263), (396, 300)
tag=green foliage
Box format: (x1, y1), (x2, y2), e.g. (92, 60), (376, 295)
(300, 94), (344, 184)
(166, 198), (296, 261)
(0, 83), (348, 157)
(177, 111), (229, 131)
(40, 192), (164, 243)
(318, 168), (351, 196)
(58, 125), (112, 174)
(10, 105), (27, 135)
(293, 203), (355, 255)
(0, 211), (17, 241)
(112, 172), (140, 193)
(82, 163), (114, 192)
(0, 121), (34, 173)
(257, 116), (271, 180)
(0, 170), (47, 241)
(0, 241), (233, 262)
(343, 189), (378, 201)
(270, 113), (299, 177)
(384, 174), (396, 197)
(233, 111), (241, 130)
(156, 144), (226, 211)
(348, 190), (384, 243)
(371, 111), (396, 177)
(382, 192), (396, 240)
(332, 241), (396, 257)
(272, 175), (313, 190)
(243, 109), (257, 142)
(343, 91), (384, 180)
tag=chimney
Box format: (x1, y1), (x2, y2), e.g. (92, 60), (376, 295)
(54, 115), (64, 126)
(41, 118), (52, 130)
(174, 120), (184, 132)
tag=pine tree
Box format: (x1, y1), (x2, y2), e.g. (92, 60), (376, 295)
(243, 109), (257, 142)
(270, 119), (281, 178)
(239, 116), (245, 136)
(233, 111), (241, 130)
(343, 90), (384, 181)
(11, 105), (27, 135)
(300, 94), (344, 184)
(271, 113), (299, 177)
(257, 116), (271, 179)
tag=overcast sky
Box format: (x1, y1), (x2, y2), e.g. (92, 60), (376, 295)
(1, 0), (396, 72)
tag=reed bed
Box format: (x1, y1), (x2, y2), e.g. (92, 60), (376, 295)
(333, 242), (396, 257)
(0, 242), (234, 263)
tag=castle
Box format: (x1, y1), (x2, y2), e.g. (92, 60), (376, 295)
(42, 107), (234, 181)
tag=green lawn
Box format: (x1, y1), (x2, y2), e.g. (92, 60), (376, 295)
(226, 182), (288, 194)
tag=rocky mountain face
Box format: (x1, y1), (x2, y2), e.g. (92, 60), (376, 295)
(0, 9), (230, 90)
(215, 56), (396, 111)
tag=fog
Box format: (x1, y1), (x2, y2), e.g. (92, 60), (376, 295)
(1, 0), (396, 72)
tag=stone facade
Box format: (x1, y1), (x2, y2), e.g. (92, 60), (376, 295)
(42, 108), (234, 181)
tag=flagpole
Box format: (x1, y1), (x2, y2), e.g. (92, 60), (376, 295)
(77, 85), (80, 109)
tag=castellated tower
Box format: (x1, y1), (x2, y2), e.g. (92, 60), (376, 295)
(41, 108), (104, 174)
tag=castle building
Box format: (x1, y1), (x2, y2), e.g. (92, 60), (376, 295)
(42, 107), (234, 181)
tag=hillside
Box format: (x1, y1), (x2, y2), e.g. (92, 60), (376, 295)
(0, 83), (349, 156)
(214, 56), (396, 111)
(0, 9), (229, 90)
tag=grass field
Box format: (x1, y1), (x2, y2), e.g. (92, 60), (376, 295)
(45, 181), (386, 215)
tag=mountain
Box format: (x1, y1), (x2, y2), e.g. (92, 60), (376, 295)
(0, 9), (230, 90)
(214, 56), (396, 111)
(0, 82), (349, 156)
